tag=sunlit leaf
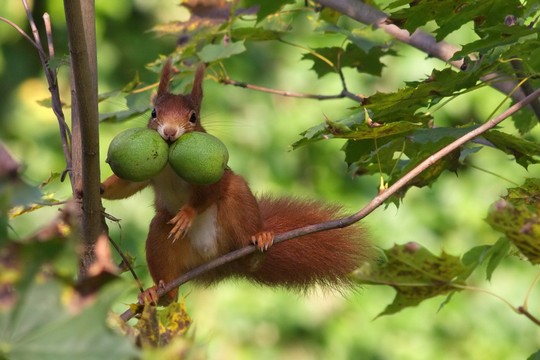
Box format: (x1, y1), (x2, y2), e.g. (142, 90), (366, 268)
(99, 108), (150, 123)
(197, 40), (246, 62)
(292, 111), (425, 149)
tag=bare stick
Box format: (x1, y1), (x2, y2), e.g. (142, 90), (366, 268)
(119, 87), (540, 322)
(43, 13), (55, 60)
(22, 0), (43, 50)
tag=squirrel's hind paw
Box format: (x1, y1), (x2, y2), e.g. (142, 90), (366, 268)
(251, 231), (275, 252)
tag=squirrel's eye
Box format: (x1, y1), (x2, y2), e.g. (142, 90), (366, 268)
(189, 111), (197, 124)
(151, 108), (157, 118)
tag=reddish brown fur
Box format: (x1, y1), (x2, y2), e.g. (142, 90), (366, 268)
(101, 59), (374, 301)
(244, 196), (371, 290)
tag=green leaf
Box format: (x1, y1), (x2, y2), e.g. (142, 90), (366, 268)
(511, 106), (537, 135)
(461, 238), (511, 281)
(485, 238), (511, 281)
(197, 40), (246, 63)
(342, 125), (475, 203)
(99, 87), (152, 123)
(0, 178), (42, 209)
(482, 130), (540, 168)
(292, 111), (424, 149)
(0, 279), (137, 360)
(452, 24), (540, 60)
(302, 43), (393, 78)
(355, 243), (468, 317)
(99, 107), (150, 123)
(231, 27), (286, 41)
(241, 0), (296, 21)
(388, 0), (524, 41)
(528, 349), (540, 360)
(486, 178), (540, 264)
(359, 67), (484, 125)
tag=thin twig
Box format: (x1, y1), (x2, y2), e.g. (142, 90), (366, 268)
(451, 284), (518, 314)
(22, 0), (43, 50)
(107, 236), (145, 294)
(523, 270), (540, 311)
(119, 87), (540, 322)
(518, 306), (540, 326)
(41, 10), (72, 157)
(20, 0), (72, 183)
(220, 77), (347, 100)
(0, 16), (46, 58)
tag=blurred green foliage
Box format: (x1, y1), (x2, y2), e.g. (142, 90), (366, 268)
(2, 0), (540, 359)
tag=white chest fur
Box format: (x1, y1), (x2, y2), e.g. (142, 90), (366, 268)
(151, 166), (219, 260)
(188, 204), (219, 259)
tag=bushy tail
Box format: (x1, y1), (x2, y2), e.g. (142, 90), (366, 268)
(244, 195), (374, 291)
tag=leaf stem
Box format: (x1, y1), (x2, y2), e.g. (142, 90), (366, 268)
(451, 283), (518, 313)
(523, 270), (540, 311)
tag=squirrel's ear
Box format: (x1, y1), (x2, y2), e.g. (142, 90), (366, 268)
(191, 64), (205, 112)
(157, 58), (172, 97)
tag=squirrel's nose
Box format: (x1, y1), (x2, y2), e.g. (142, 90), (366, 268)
(160, 125), (180, 142)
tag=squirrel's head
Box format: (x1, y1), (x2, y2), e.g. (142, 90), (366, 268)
(148, 59), (205, 142)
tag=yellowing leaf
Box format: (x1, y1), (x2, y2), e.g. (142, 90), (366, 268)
(135, 300), (192, 348)
(355, 243), (468, 317)
(486, 178), (540, 264)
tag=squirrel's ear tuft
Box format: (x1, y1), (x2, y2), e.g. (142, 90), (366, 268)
(191, 64), (205, 112)
(157, 58), (172, 97)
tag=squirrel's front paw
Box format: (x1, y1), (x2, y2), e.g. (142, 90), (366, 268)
(251, 231), (275, 252)
(168, 205), (197, 242)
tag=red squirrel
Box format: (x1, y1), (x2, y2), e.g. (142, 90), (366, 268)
(101, 60), (373, 303)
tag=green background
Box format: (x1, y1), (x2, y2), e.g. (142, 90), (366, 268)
(2, 1), (540, 358)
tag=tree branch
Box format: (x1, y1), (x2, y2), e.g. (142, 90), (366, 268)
(63, 0), (104, 274)
(119, 87), (540, 322)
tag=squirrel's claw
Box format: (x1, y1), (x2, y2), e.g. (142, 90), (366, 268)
(138, 280), (166, 305)
(168, 205), (196, 243)
(251, 231), (275, 252)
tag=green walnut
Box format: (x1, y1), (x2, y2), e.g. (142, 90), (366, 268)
(169, 132), (229, 185)
(106, 128), (168, 181)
